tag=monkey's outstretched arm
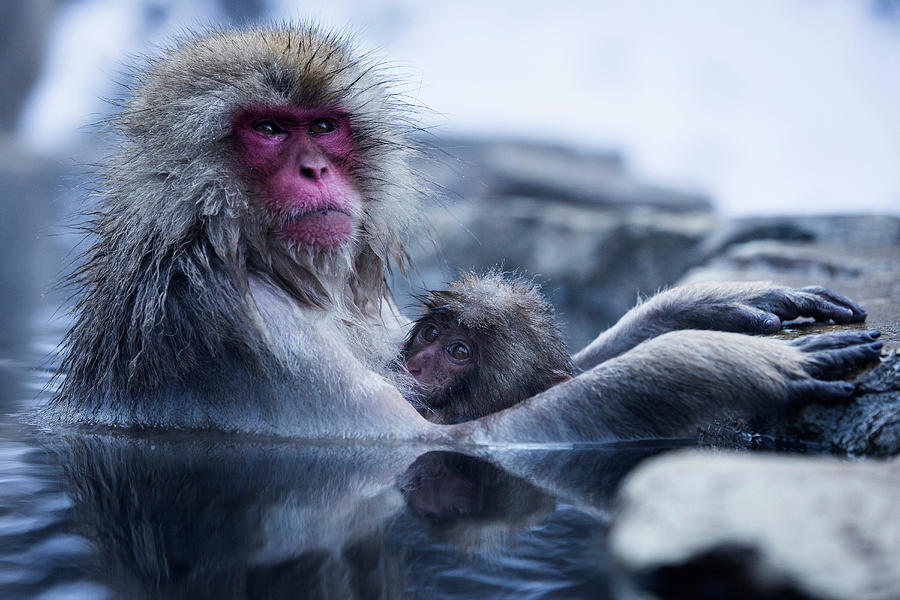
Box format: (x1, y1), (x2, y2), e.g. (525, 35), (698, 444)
(573, 282), (867, 371)
(462, 329), (881, 444)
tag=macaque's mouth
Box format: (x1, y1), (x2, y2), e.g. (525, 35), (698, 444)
(281, 208), (354, 248)
(286, 206), (352, 221)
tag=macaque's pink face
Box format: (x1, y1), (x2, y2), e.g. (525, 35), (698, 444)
(405, 321), (477, 398)
(231, 105), (360, 249)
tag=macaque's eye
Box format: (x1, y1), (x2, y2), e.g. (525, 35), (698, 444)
(447, 342), (470, 361)
(252, 120), (287, 135)
(308, 118), (336, 134)
(421, 324), (439, 342)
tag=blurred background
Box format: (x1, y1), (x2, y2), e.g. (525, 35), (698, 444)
(2, 0), (899, 357)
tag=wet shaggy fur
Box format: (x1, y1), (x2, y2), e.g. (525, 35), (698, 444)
(50, 25), (425, 426)
(44, 24), (877, 440)
(400, 272), (575, 423)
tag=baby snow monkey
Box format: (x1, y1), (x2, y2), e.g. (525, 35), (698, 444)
(398, 272), (575, 424)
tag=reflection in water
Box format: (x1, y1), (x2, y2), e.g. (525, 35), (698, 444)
(18, 431), (682, 599)
(49, 433), (417, 599)
(400, 451), (554, 550)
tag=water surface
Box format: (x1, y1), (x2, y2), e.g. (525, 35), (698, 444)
(1, 397), (687, 599)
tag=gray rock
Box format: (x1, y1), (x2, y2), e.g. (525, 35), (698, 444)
(421, 137), (708, 211)
(785, 352), (900, 457)
(610, 451), (900, 600)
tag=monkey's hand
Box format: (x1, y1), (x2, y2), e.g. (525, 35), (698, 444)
(785, 329), (884, 399)
(467, 329), (882, 444)
(654, 282), (867, 332)
(573, 282), (867, 371)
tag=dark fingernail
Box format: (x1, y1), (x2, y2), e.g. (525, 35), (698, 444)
(841, 382), (855, 393)
(870, 342), (883, 351)
(868, 330), (881, 338)
(763, 318), (778, 330)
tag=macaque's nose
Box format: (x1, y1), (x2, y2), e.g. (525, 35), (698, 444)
(300, 162), (328, 181)
(407, 357), (422, 375)
(297, 148), (330, 181)
(406, 346), (437, 377)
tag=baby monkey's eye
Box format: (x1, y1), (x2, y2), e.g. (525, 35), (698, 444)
(252, 119), (287, 135)
(308, 118), (336, 134)
(447, 343), (470, 361)
(421, 324), (439, 342)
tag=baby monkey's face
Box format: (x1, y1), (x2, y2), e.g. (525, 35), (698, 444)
(403, 317), (478, 402)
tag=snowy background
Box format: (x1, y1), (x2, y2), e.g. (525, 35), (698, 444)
(13, 0), (900, 215)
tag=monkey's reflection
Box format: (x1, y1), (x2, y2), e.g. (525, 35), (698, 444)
(46, 432), (676, 598)
(399, 451), (554, 547)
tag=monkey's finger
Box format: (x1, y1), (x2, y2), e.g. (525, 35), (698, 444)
(717, 305), (782, 333)
(805, 342), (883, 378)
(790, 330), (881, 350)
(787, 291), (856, 324)
(788, 379), (855, 404)
(799, 286), (867, 322)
